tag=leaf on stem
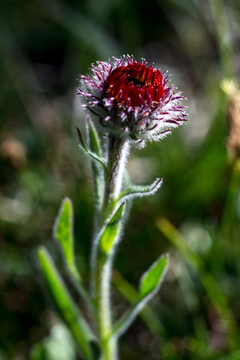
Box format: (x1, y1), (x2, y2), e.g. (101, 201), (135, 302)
(112, 254), (169, 338)
(54, 198), (93, 309)
(100, 201), (126, 254)
(54, 198), (78, 277)
(112, 270), (165, 336)
(86, 116), (104, 219)
(87, 115), (102, 157)
(139, 253), (169, 298)
(37, 246), (96, 360)
(76, 127), (107, 174)
(118, 178), (162, 201)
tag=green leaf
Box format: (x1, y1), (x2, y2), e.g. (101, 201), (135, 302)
(118, 178), (162, 201)
(37, 246), (95, 360)
(86, 116), (104, 224)
(112, 270), (165, 337)
(54, 198), (92, 306)
(100, 202), (126, 254)
(87, 115), (102, 158)
(140, 254), (169, 298)
(112, 254), (168, 338)
(76, 127), (107, 174)
(54, 198), (76, 275)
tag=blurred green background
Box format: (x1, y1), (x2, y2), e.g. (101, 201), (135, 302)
(1, 0), (240, 359)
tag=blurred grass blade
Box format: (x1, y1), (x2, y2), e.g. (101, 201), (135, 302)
(37, 246), (95, 360)
(208, 0), (234, 78)
(54, 198), (91, 305)
(118, 178), (162, 201)
(40, 0), (120, 59)
(220, 161), (240, 238)
(76, 127), (107, 174)
(157, 217), (201, 271)
(100, 202), (126, 255)
(113, 254), (168, 338)
(156, 217), (239, 350)
(140, 254), (169, 298)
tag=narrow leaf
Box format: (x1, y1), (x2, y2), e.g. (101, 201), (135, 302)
(140, 254), (169, 298)
(118, 178), (162, 201)
(54, 197), (76, 274)
(87, 115), (102, 157)
(37, 246), (94, 360)
(54, 198), (91, 305)
(86, 117), (104, 226)
(76, 127), (107, 174)
(111, 270), (165, 336)
(100, 202), (126, 254)
(112, 254), (169, 338)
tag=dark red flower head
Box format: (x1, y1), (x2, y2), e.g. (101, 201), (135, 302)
(78, 56), (188, 146)
(106, 62), (164, 108)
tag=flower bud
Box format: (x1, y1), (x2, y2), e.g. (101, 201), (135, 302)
(78, 55), (188, 146)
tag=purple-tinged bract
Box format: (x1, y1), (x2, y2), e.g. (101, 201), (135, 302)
(77, 55), (188, 146)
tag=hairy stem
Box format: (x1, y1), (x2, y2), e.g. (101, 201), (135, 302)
(94, 256), (117, 360)
(92, 134), (130, 360)
(102, 134), (129, 220)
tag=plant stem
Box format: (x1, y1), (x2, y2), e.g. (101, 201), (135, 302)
(94, 257), (117, 360)
(92, 134), (129, 360)
(102, 133), (129, 221)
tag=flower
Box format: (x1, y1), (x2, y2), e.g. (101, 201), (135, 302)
(78, 55), (188, 146)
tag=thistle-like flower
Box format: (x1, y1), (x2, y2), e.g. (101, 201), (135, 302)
(78, 55), (188, 146)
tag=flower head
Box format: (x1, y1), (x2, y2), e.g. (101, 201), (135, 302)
(78, 55), (187, 146)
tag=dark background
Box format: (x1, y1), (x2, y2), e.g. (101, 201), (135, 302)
(1, 0), (240, 359)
